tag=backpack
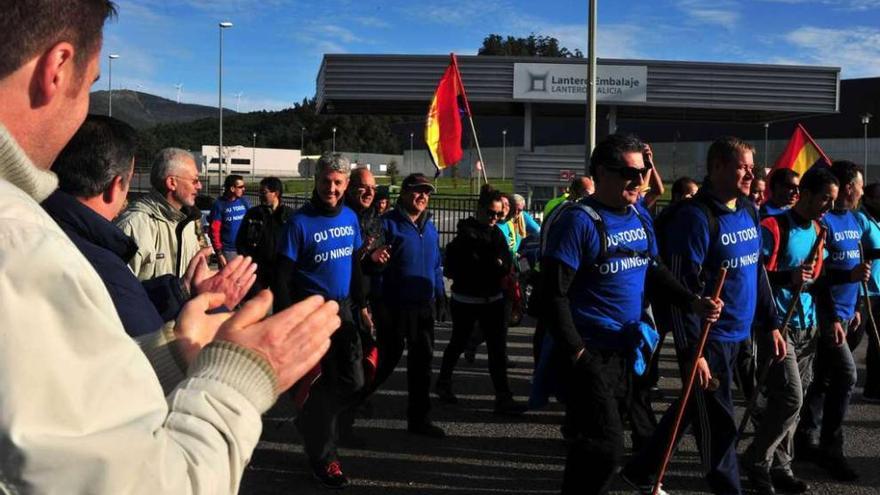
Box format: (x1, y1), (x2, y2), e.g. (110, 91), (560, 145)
(761, 212), (824, 274)
(539, 196), (655, 271)
(529, 197), (654, 318)
(653, 194), (759, 263)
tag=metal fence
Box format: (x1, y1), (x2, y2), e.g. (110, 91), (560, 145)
(198, 192), (548, 247)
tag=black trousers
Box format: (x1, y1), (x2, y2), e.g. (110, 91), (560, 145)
(372, 302), (435, 424)
(438, 298), (512, 400)
(298, 302), (364, 465)
(561, 347), (631, 495)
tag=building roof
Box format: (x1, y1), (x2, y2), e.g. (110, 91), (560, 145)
(317, 54), (840, 124)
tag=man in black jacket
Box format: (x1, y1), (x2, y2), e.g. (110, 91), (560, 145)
(45, 115), (255, 337)
(236, 176), (294, 294)
(436, 185), (527, 415)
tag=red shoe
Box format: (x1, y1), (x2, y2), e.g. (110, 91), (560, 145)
(312, 460), (349, 489)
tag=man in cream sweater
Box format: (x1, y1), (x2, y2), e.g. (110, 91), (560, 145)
(0, 1), (340, 493)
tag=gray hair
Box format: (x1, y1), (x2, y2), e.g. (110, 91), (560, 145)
(315, 152), (351, 177)
(512, 194), (526, 206)
(150, 147), (196, 193)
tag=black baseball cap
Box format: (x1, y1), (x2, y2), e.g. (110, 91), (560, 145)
(401, 173), (436, 192)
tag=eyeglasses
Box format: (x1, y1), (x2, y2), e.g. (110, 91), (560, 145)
(172, 175), (201, 186)
(609, 166), (649, 181)
(782, 183), (799, 192)
(356, 185), (377, 193)
(233, 184), (246, 190)
(487, 209), (505, 219)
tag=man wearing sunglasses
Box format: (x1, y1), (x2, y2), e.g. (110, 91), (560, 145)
(540, 133), (722, 494)
(209, 174), (250, 267)
(762, 169), (800, 219)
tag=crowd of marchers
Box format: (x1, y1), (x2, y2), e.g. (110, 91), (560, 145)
(1, 2), (878, 495)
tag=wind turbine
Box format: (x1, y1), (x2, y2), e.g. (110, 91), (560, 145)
(174, 83), (183, 103)
(234, 91), (243, 112)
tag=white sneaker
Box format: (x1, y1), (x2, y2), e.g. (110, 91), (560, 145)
(620, 472), (669, 495)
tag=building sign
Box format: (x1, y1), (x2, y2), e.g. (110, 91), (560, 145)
(559, 169), (576, 182)
(513, 63), (647, 103)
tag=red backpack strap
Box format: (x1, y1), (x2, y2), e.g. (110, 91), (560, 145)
(760, 216), (782, 271)
(811, 220), (825, 278)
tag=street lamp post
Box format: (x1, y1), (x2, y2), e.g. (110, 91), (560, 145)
(300, 126), (305, 152)
(863, 114), (873, 182)
(409, 132), (414, 174)
(218, 21), (233, 191)
(332, 126), (337, 153)
(252, 132), (257, 177)
(502, 129), (507, 181)
(108, 54), (119, 117)
(763, 122), (769, 169)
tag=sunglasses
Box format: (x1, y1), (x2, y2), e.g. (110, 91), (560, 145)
(608, 166), (649, 181)
(487, 209), (505, 219)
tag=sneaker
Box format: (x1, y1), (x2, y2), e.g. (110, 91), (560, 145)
(494, 396), (528, 416)
(312, 460), (349, 489)
(817, 454), (859, 481)
(407, 420), (446, 438)
(793, 433), (821, 463)
(619, 469), (669, 495)
(434, 383), (458, 404)
(770, 470), (809, 494)
(743, 462), (776, 495)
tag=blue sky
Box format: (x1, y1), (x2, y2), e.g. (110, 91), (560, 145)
(101, 0), (880, 112)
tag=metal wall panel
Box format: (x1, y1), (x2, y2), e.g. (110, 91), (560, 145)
(317, 54), (839, 119)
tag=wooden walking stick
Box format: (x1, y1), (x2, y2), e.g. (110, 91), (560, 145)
(737, 225), (827, 438)
(651, 267), (727, 495)
(859, 242), (880, 357)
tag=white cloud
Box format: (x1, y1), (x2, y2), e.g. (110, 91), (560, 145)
(354, 16), (391, 29)
(676, 0), (741, 30)
(760, 0), (880, 10)
(781, 25), (880, 77)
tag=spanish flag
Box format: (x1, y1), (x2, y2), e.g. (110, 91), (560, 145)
(425, 54), (470, 174)
(773, 123), (832, 176)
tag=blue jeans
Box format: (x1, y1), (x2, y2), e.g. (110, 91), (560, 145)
(797, 319), (858, 456)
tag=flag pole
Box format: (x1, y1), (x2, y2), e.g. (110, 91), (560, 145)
(451, 54), (488, 185)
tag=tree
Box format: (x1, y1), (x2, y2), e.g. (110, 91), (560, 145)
(387, 159), (399, 185)
(477, 34), (583, 58)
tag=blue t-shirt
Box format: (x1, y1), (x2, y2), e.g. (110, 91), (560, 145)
(667, 200), (760, 342)
(278, 204), (361, 302)
(822, 209), (864, 320)
(209, 196), (250, 250)
(543, 199), (656, 349)
(855, 209), (880, 297)
(761, 212), (819, 330)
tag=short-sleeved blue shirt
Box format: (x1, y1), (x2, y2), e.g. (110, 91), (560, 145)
(278, 203), (361, 302)
(822, 209), (864, 320)
(760, 212), (820, 330)
(855, 209), (880, 297)
(543, 199), (656, 349)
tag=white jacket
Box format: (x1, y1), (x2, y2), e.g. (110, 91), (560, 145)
(0, 124), (277, 494)
(115, 191), (202, 280)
